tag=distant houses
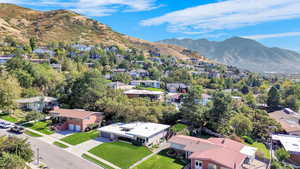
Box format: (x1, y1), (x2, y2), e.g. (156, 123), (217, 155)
(166, 83), (189, 93)
(16, 96), (58, 112)
(124, 89), (164, 101)
(130, 80), (161, 89)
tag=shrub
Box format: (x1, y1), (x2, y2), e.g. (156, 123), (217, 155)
(242, 136), (254, 144)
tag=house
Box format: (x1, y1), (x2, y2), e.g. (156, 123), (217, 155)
(269, 109), (300, 136)
(130, 80), (161, 88)
(108, 82), (135, 90)
(50, 108), (104, 132)
(50, 63), (62, 72)
(272, 134), (300, 165)
(99, 122), (170, 146)
(16, 96), (58, 112)
(124, 89), (164, 100)
(201, 94), (212, 106)
(169, 135), (257, 169)
(0, 56), (13, 64)
(166, 83), (189, 93)
(33, 48), (55, 57)
(71, 44), (92, 52)
(129, 69), (149, 79)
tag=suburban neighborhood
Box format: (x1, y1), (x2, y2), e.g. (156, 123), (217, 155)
(0, 2), (300, 169)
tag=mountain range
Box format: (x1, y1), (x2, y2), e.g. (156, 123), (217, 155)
(0, 3), (207, 61)
(159, 37), (300, 73)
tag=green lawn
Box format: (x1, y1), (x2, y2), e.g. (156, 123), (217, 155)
(61, 130), (99, 145)
(53, 141), (69, 148)
(171, 124), (188, 133)
(246, 142), (270, 160)
(82, 154), (114, 169)
(136, 86), (164, 92)
(0, 114), (18, 123)
(133, 150), (185, 169)
(89, 142), (152, 169)
(23, 121), (54, 135)
(24, 130), (43, 137)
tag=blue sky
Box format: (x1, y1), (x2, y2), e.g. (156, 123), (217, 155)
(3, 0), (300, 51)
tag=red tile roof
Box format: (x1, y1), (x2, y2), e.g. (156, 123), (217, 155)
(169, 135), (247, 169)
(189, 147), (246, 169)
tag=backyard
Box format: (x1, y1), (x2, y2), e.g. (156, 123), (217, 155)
(23, 120), (54, 135)
(60, 130), (99, 145)
(133, 149), (186, 169)
(88, 141), (152, 169)
(246, 142), (270, 160)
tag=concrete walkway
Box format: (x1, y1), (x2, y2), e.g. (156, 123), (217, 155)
(129, 143), (170, 169)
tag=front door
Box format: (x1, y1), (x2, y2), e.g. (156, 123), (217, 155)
(195, 160), (202, 169)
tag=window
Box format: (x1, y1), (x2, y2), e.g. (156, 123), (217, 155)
(208, 163), (216, 169)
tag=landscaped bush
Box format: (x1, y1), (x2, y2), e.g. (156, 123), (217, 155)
(242, 136), (254, 144)
(85, 123), (99, 132)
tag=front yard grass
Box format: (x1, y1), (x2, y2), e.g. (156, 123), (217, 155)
(60, 130), (99, 145)
(0, 114), (18, 123)
(23, 120), (54, 135)
(133, 149), (186, 169)
(88, 141), (152, 169)
(53, 141), (69, 148)
(82, 154), (114, 169)
(246, 142), (270, 160)
(24, 130), (43, 137)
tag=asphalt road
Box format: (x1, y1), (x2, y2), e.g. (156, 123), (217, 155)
(0, 129), (102, 169)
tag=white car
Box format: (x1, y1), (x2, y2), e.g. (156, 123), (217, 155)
(0, 121), (14, 129)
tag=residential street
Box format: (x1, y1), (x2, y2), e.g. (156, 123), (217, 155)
(0, 129), (102, 169)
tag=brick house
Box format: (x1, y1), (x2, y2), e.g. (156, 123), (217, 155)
(169, 135), (257, 169)
(50, 108), (104, 132)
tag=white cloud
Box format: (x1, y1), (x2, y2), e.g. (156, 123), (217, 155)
(4, 0), (159, 16)
(243, 32), (300, 40)
(141, 0), (300, 34)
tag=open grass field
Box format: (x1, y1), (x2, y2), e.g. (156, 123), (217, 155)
(23, 121), (54, 135)
(60, 130), (99, 145)
(133, 150), (186, 169)
(88, 142), (152, 169)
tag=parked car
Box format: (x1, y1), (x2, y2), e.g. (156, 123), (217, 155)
(0, 121), (14, 129)
(9, 125), (25, 134)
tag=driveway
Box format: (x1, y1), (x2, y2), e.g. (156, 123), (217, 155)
(67, 137), (111, 155)
(50, 130), (75, 139)
(0, 129), (102, 169)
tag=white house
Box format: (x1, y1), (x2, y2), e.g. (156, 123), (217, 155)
(99, 122), (170, 146)
(130, 80), (161, 88)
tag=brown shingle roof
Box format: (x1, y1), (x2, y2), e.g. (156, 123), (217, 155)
(269, 110), (300, 133)
(50, 108), (102, 120)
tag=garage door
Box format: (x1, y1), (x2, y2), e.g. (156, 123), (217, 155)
(101, 132), (111, 138)
(75, 125), (81, 132)
(68, 124), (74, 131)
